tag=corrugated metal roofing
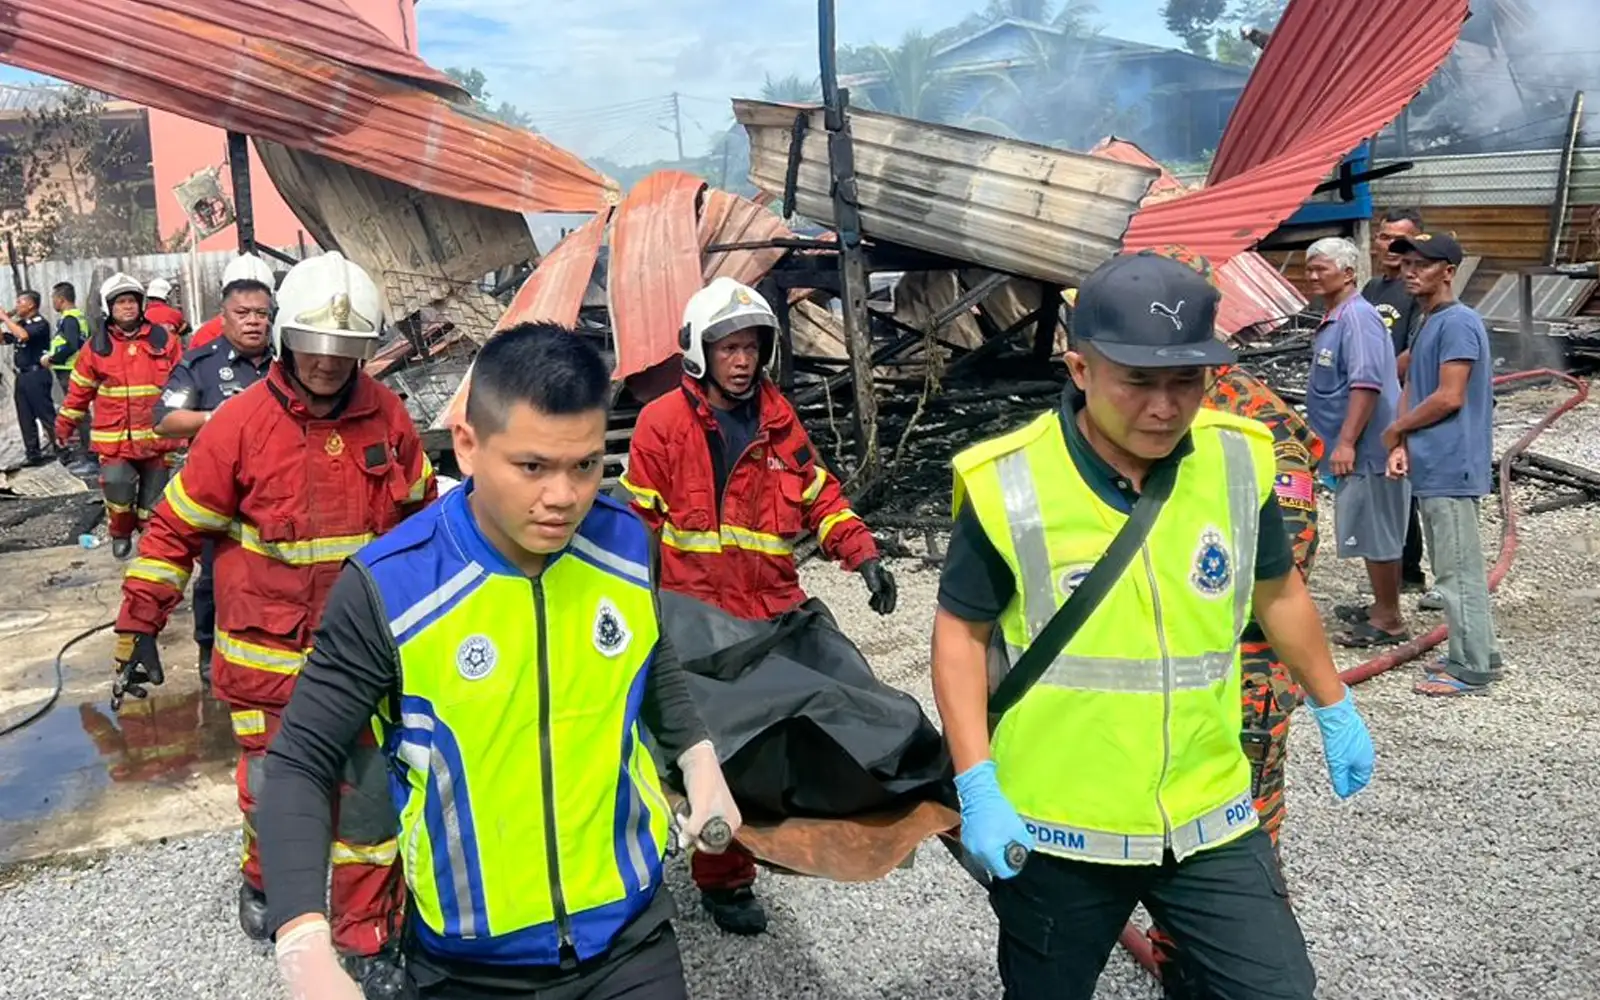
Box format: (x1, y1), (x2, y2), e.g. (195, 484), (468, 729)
(1088, 138), (1305, 335)
(1123, 0), (1469, 263)
(698, 190), (792, 286)
(496, 212), (610, 333)
(607, 171), (706, 384)
(0, 0), (616, 215)
(1369, 148), (1600, 208)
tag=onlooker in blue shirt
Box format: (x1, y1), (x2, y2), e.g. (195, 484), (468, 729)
(1303, 237), (1410, 648)
(1381, 232), (1502, 696)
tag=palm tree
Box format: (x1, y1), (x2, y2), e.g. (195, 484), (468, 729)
(856, 30), (970, 124)
(759, 73), (823, 104)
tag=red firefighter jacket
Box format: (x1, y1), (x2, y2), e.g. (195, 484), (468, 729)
(56, 321), (184, 462)
(189, 315), (224, 350)
(146, 302), (189, 339)
(117, 363), (436, 711)
(623, 376), (878, 621)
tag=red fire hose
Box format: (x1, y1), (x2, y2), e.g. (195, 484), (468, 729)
(1118, 367), (1591, 979)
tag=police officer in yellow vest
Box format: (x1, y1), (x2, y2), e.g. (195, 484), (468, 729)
(931, 252), (1376, 1000)
(257, 324), (741, 1000)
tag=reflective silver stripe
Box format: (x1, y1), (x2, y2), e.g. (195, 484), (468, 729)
(1021, 790), (1258, 865)
(399, 712), (479, 938)
(621, 754), (652, 889)
(570, 533), (650, 588)
(1009, 644), (1233, 693)
(1217, 429), (1260, 636)
(996, 451), (1055, 636)
(388, 562), (486, 638)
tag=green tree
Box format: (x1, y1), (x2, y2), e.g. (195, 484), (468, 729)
(855, 30), (966, 122)
(445, 66), (537, 131)
(1162, 0), (1228, 57)
(759, 73), (822, 103)
(0, 87), (160, 260)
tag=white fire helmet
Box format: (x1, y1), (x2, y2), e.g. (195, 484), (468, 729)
(145, 277), (173, 302)
(271, 251), (384, 361)
(222, 253), (278, 292)
(99, 272), (145, 314)
(678, 277), (777, 390)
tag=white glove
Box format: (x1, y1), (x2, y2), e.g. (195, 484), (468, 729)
(676, 739), (742, 853)
(274, 917), (365, 1000)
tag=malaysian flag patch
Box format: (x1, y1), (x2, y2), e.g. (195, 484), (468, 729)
(1274, 471), (1316, 511)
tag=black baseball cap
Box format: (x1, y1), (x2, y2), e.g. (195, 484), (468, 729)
(1072, 251), (1232, 369)
(1389, 232), (1463, 265)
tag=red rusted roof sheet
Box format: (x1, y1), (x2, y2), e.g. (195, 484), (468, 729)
(607, 171), (708, 381)
(1089, 138), (1304, 336)
(699, 190), (793, 286)
(1122, 0), (1468, 264)
(0, 0), (615, 215)
(496, 212), (610, 332)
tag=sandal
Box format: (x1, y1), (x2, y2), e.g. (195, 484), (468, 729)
(1333, 603), (1370, 624)
(1414, 673), (1490, 697)
(1333, 619), (1410, 649)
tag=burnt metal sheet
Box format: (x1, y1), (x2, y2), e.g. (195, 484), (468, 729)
(1087, 139), (1305, 336)
(607, 171), (708, 381)
(1124, 0), (1469, 264)
(0, 0), (615, 215)
(736, 100), (1157, 286)
(1477, 273), (1599, 322)
(699, 190), (792, 286)
(496, 212), (611, 332)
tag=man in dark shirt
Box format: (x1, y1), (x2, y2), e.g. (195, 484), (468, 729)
(259, 326), (736, 1000)
(153, 276), (274, 686)
(1361, 207), (1429, 594)
(0, 290), (60, 466)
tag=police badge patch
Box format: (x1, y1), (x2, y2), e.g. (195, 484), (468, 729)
(1191, 527), (1232, 598)
(593, 597), (631, 658)
(456, 634), (497, 680)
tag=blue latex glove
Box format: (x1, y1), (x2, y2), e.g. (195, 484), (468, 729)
(1308, 685), (1375, 798)
(1318, 472), (1339, 492)
(954, 760), (1031, 879)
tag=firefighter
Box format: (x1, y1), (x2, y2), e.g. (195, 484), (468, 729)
(143, 278), (192, 341)
(154, 271), (276, 687)
(191, 253), (278, 351)
(0, 289), (58, 467)
(257, 323), (735, 1000)
(622, 277), (897, 936)
(932, 251), (1374, 999)
(48, 281), (92, 468)
(111, 251), (434, 999)
(79, 689), (234, 785)
(55, 274), (185, 559)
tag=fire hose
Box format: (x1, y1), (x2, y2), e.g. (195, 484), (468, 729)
(1118, 367), (1591, 980)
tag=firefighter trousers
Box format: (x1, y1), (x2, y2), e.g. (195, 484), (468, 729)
(690, 842), (759, 892)
(232, 705), (405, 957)
(100, 457), (170, 540)
(1149, 640), (1301, 998)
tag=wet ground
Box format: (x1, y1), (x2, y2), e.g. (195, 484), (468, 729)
(0, 543), (237, 869)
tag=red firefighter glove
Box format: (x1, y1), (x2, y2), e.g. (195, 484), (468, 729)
(110, 632), (164, 712)
(53, 417), (75, 451)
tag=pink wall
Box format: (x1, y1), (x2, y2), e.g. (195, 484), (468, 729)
(148, 0), (420, 252)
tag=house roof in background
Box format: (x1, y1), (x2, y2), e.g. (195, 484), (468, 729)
(0, 0), (616, 215)
(0, 83), (138, 117)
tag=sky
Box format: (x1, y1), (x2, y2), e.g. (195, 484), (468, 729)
(0, 1), (1181, 165)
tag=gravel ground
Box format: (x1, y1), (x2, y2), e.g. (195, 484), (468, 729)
(3, 388), (1598, 999)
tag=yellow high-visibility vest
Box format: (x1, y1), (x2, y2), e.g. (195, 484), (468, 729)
(953, 407), (1276, 865)
(357, 485), (671, 964)
(50, 308), (87, 371)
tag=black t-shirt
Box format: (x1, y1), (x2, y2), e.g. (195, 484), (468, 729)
(1361, 275), (1422, 358)
(9, 316), (51, 370)
(937, 402), (1294, 624)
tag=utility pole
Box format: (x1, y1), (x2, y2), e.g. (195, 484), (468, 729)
(671, 92), (686, 162)
(818, 0), (879, 482)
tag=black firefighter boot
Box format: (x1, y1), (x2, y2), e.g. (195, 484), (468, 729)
(238, 882), (271, 941)
(197, 642), (213, 691)
(110, 537), (133, 560)
(341, 946), (407, 1000)
(701, 886), (768, 936)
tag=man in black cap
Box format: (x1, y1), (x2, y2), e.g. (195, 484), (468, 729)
(1381, 232), (1504, 697)
(930, 250), (1374, 999)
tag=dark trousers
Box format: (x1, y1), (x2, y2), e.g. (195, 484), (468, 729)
(14, 367), (56, 460)
(406, 925), (688, 1000)
(195, 538), (216, 648)
(990, 829), (1315, 1000)
(1402, 496), (1425, 583)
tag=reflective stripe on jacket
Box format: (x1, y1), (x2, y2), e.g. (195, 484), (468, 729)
(623, 376), (877, 620)
(356, 486), (670, 966)
(953, 407), (1276, 865)
(116, 363), (436, 710)
(55, 322), (183, 461)
(50, 308), (86, 371)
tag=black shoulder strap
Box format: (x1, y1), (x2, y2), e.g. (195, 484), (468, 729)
(988, 460), (1178, 718)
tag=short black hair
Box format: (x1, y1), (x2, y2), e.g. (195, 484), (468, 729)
(465, 322), (611, 433)
(1382, 207), (1424, 229)
(222, 278), (272, 301)
(18, 290), (40, 309)
(51, 281), (75, 304)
